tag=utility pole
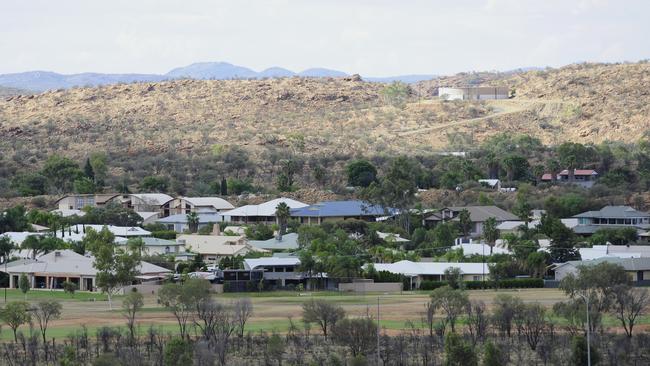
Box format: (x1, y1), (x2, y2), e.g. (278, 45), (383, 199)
(376, 296), (380, 365)
(578, 293), (591, 366)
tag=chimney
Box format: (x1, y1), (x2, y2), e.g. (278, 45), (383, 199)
(212, 224), (221, 236)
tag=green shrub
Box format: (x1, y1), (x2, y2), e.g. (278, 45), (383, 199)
(419, 278), (543, 290)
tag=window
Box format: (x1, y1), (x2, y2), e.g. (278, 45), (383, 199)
(473, 276), (480, 281)
(165, 246), (170, 254)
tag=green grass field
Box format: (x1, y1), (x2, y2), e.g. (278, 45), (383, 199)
(0, 288), (645, 342)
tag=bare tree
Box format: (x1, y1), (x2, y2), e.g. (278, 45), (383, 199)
(465, 300), (488, 344)
(32, 300), (62, 344)
(194, 297), (223, 341)
(122, 289), (144, 343)
(302, 299), (345, 339)
(492, 294), (523, 338)
(233, 298), (253, 338)
(520, 303), (547, 351)
(611, 284), (650, 338)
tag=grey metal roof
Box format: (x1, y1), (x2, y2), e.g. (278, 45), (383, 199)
(573, 206), (650, 219)
(425, 206), (518, 222)
(249, 233), (299, 250)
(564, 257), (650, 271)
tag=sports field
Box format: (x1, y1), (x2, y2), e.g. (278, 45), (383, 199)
(0, 288), (578, 340)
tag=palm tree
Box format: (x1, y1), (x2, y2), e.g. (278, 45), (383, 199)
(275, 202), (291, 240)
(483, 217), (500, 255)
(186, 212), (200, 233)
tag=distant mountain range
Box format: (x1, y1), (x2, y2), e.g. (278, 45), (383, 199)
(0, 62), (438, 92)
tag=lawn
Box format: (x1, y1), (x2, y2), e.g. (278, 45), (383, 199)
(0, 288), (108, 302)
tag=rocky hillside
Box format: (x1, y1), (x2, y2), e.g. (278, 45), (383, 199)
(1, 62), (649, 196)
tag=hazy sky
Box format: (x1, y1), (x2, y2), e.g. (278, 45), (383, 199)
(1, 0), (648, 76)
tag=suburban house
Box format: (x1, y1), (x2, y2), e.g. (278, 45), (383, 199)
(290, 200), (395, 225)
(552, 257), (650, 283)
(579, 244), (650, 261)
(438, 86), (509, 101)
(3, 250), (171, 291)
(176, 234), (267, 262)
(108, 193), (174, 216)
(424, 206), (518, 237)
(249, 232), (300, 251)
(243, 257), (303, 287)
(571, 206), (650, 236)
(117, 237), (184, 256)
(164, 197), (235, 215)
(156, 212), (221, 233)
(450, 243), (512, 256)
(68, 224), (151, 237)
(220, 198), (308, 224)
(541, 169), (598, 188)
(371, 260), (490, 289)
(56, 193), (120, 211)
(496, 218), (579, 235)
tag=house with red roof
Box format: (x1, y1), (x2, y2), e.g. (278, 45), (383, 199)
(541, 169), (598, 188)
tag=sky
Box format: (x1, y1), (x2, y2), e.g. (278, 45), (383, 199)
(1, 0), (649, 76)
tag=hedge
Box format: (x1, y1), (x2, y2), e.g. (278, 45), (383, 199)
(419, 278), (544, 291)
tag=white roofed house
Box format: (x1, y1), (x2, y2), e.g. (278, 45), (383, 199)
(2, 249), (171, 292)
(165, 197), (235, 215)
(371, 260), (490, 289)
(176, 234), (268, 263)
(221, 198), (308, 224)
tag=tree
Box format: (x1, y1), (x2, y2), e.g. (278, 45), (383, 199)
(302, 299), (345, 338)
(122, 289), (144, 342)
(346, 160), (377, 187)
(266, 333), (286, 365)
(538, 214), (579, 263)
(18, 273), (29, 300)
(275, 202), (291, 239)
(458, 209), (472, 238)
(158, 278), (211, 340)
(21, 235), (67, 259)
(520, 303), (547, 351)
(33, 300), (62, 344)
(73, 177), (96, 194)
(83, 227), (141, 309)
(0, 237), (14, 264)
(1, 301), (31, 342)
(363, 156), (419, 233)
(444, 267), (464, 290)
(429, 286), (469, 333)
(560, 262), (630, 332)
(492, 294), (523, 337)
(163, 337), (193, 366)
(501, 154), (529, 181)
(220, 177), (228, 195)
(610, 285), (650, 337)
(83, 157), (95, 180)
(233, 298), (253, 338)
(444, 332), (478, 366)
(482, 342), (505, 366)
(589, 227), (638, 246)
(245, 223), (274, 240)
(482, 217), (499, 255)
(140, 175), (169, 192)
(570, 335), (600, 366)
(186, 212), (199, 233)
(277, 159), (300, 192)
(381, 81), (411, 108)
(62, 281), (78, 297)
(331, 317), (377, 357)
(0, 206), (29, 233)
(40, 155), (83, 193)
(89, 152), (108, 186)
(465, 300), (488, 344)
